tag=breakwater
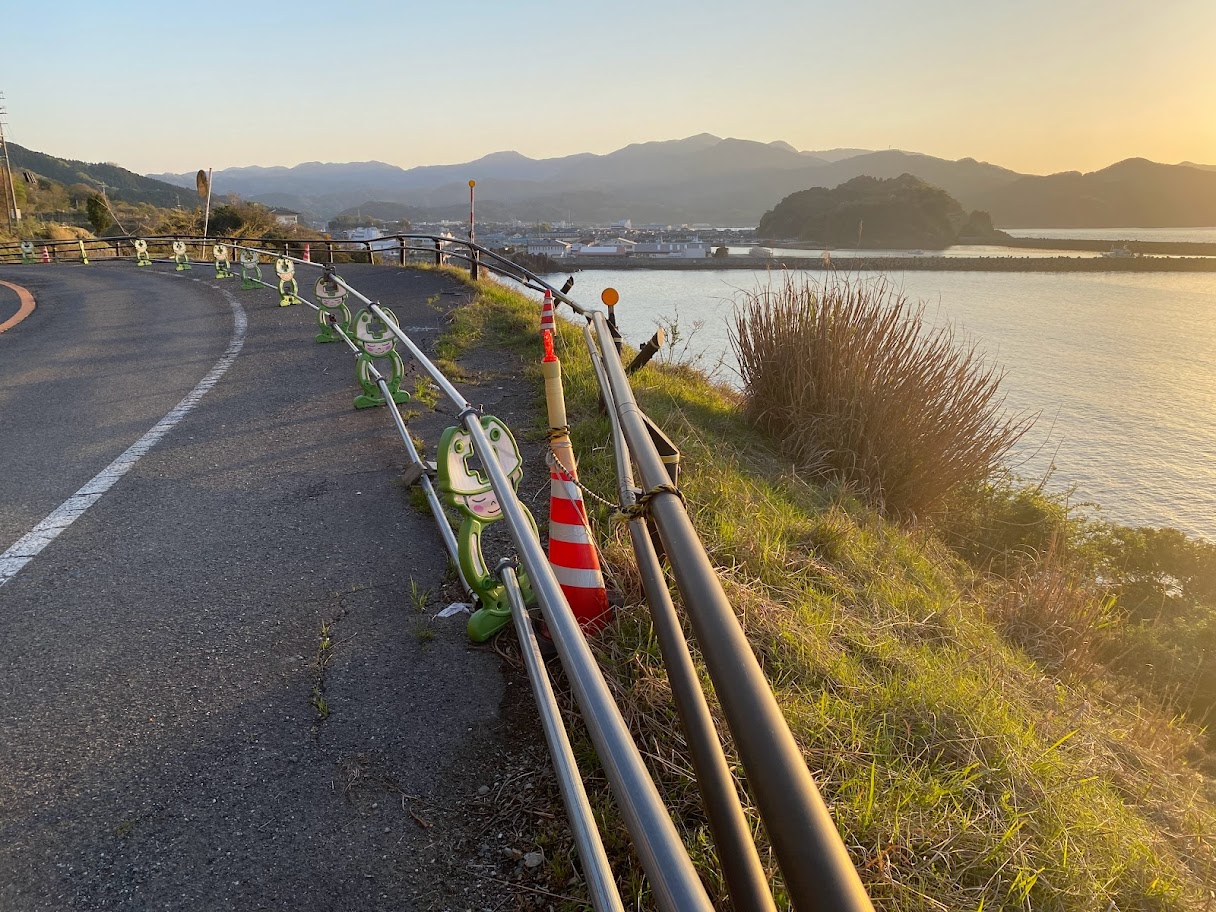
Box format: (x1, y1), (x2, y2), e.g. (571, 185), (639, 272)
(562, 255), (1216, 272)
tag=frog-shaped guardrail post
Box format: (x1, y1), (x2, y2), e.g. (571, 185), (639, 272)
(239, 248), (262, 290)
(274, 256), (299, 307)
(314, 269), (350, 343)
(77, 240), (89, 264)
(172, 239), (191, 271)
(351, 307), (411, 409)
(19, 241), (35, 264)
(213, 244), (233, 279)
(134, 238), (152, 267)
(437, 416), (537, 641)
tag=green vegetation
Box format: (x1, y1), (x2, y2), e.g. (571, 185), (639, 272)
(431, 265), (1215, 910)
(757, 173), (1004, 247)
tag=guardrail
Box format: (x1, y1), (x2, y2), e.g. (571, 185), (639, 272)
(0, 232), (876, 911)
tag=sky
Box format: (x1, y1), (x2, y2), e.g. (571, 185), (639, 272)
(3, 0), (1213, 176)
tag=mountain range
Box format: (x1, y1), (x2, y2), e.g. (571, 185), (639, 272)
(11, 134), (1216, 230)
(148, 135), (1216, 228)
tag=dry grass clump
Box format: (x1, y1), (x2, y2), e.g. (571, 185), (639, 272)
(732, 274), (1031, 519)
(991, 534), (1118, 679)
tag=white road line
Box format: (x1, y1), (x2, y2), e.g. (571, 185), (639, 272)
(0, 284), (248, 588)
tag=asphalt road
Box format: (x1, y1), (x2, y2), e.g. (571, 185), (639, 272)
(0, 262), (526, 911)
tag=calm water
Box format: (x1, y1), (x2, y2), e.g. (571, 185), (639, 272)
(541, 268), (1216, 539)
(728, 245), (1105, 259)
(1005, 227), (1216, 244)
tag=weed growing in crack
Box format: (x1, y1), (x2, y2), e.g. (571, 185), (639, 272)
(310, 619), (336, 721)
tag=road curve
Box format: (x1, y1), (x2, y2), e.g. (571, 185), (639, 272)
(0, 263), (520, 911)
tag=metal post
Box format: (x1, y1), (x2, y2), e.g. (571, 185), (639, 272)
(500, 567), (624, 912)
(468, 180), (479, 280)
(433, 238), (442, 266)
(201, 167), (213, 246)
(590, 314), (874, 912)
(580, 325), (777, 912)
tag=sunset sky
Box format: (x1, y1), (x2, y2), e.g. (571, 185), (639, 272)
(4, 0), (1213, 176)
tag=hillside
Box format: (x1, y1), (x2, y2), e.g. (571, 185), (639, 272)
(975, 159), (1216, 227)
(9, 143), (190, 208)
(435, 270), (1216, 910)
(757, 173), (1003, 247)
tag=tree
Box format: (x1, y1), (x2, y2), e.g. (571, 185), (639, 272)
(86, 195), (112, 234)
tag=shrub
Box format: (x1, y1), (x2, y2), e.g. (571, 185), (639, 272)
(938, 474), (1074, 569)
(732, 274), (1032, 519)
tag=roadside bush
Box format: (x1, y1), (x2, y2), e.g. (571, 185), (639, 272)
(732, 274), (1032, 518)
(938, 474), (1073, 569)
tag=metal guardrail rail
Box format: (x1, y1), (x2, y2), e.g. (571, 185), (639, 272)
(0, 232), (876, 911)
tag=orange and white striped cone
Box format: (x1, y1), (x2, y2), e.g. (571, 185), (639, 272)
(41, 246), (51, 264)
(540, 288), (555, 341)
(541, 329), (611, 633)
(303, 243), (311, 263)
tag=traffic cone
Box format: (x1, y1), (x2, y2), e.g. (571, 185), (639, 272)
(541, 330), (611, 633)
(303, 243), (311, 263)
(540, 288), (555, 340)
(41, 246), (50, 264)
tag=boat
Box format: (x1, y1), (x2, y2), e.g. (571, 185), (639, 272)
(1102, 245), (1136, 258)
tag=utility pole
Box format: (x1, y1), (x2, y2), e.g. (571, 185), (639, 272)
(0, 92), (19, 233)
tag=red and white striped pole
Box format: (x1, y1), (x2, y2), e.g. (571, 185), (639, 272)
(540, 289), (555, 341)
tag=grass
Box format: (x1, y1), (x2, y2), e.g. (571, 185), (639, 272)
(427, 265), (1216, 911)
(733, 274), (1031, 519)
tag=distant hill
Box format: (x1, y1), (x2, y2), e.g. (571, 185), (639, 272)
(10, 143), (190, 208)
(802, 147), (874, 162)
(973, 159), (1216, 227)
(757, 173), (1002, 248)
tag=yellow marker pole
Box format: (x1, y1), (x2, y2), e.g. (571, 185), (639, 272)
(541, 329), (576, 480)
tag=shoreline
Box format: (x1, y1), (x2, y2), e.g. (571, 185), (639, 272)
(557, 255), (1216, 272)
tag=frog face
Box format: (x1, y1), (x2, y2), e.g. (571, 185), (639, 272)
(172, 240), (187, 255)
(134, 239), (148, 253)
(353, 308), (397, 357)
(240, 249), (259, 266)
(315, 275), (346, 309)
(275, 257), (294, 280)
(213, 244), (229, 262)
(465, 490), (501, 518)
(437, 417), (523, 523)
